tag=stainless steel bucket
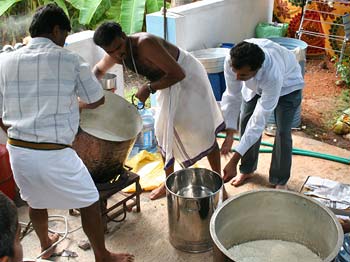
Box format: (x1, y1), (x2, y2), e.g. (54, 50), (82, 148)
(210, 189), (344, 262)
(100, 73), (117, 91)
(165, 168), (223, 253)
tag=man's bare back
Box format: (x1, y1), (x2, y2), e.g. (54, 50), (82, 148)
(121, 33), (180, 81)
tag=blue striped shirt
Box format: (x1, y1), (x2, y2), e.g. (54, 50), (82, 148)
(0, 37), (104, 145)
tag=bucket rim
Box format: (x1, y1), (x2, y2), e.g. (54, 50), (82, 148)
(165, 167), (223, 199)
(267, 37), (308, 49)
(209, 188), (344, 262)
(101, 72), (117, 79)
(80, 91), (142, 142)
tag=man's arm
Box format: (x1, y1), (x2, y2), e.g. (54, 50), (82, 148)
(220, 56), (242, 155)
(135, 36), (185, 103)
(0, 118), (8, 133)
(93, 54), (118, 80)
(221, 55), (242, 131)
(79, 96), (105, 110)
(140, 37), (185, 91)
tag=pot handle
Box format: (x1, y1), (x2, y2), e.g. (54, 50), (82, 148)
(184, 199), (201, 212)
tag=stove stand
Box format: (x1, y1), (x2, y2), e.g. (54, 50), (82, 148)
(96, 168), (141, 231)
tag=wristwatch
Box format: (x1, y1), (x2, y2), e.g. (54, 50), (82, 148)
(147, 82), (156, 94)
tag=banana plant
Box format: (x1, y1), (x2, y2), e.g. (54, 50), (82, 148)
(0, 0), (165, 35)
(67, 0), (164, 34)
(0, 0), (22, 17)
(0, 0), (69, 17)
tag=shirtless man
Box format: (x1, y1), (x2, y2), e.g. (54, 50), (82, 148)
(0, 5), (133, 262)
(93, 22), (225, 200)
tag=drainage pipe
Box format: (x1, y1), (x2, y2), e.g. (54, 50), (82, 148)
(216, 133), (350, 165)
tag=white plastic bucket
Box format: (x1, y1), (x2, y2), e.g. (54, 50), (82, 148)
(191, 48), (230, 74)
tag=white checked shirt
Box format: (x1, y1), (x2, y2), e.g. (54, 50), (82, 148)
(0, 37), (104, 145)
(221, 38), (304, 156)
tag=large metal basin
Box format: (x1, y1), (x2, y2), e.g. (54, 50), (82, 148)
(73, 91), (142, 183)
(210, 189), (343, 262)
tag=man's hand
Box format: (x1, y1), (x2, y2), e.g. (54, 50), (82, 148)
(135, 84), (150, 103)
(221, 129), (236, 155)
(223, 158), (238, 183)
(0, 118), (8, 132)
(221, 136), (234, 155)
(222, 152), (241, 183)
(79, 96), (105, 110)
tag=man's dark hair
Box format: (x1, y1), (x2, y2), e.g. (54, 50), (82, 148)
(93, 22), (123, 47)
(230, 41), (265, 71)
(29, 3), (71, 37)
(0, 192), (18, 258)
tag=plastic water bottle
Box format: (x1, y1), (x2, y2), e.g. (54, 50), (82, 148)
(134, 102), (157, 152)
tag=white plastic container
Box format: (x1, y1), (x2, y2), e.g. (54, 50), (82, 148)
(191, 48), (229, 73)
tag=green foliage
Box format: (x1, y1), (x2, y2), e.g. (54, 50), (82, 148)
(105, 0), (122, 23)
(332, 56), (350, 87)
(0, 0), (165, 44)
(0, 0), (22, 17)
(124, 87), (151, 109)
(120, 0), (146, 34)
(0, 0), (76, 45)
(66, 0), (103, 25)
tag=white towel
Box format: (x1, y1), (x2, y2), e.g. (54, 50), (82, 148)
(155, 49), (225, 168)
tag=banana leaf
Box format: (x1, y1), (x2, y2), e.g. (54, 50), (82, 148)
(0, 0), (22, 17)
(105, 0), (122, 23)
(90, 0), (111, 27)
(120, 0), (146, 34)
(146, 0), (160, 14)
(50, 0), (70, 17)
(66, 0), (103, 25)
(37, 0), (70, 17)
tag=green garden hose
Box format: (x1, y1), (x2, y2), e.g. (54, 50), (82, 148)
(217, 133), (350, 165)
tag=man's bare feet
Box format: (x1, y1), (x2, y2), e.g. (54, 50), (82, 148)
(107, 252), (135, 262)
(275, 184), (288, 190)
(40, 233), (60, 259)
(149, 184), (166, 200)
(231, 173), (254, 187)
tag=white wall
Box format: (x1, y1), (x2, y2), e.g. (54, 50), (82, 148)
(147, 0), (273, 51)
(65, 31), (124, 97)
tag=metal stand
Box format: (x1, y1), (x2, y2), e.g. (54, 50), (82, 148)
(97, 169), (141, 231)
(297, 0), (350, 65)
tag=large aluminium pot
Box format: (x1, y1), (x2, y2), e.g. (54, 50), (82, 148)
(166, 168), (223, 253)
(72, 91), (142, 183)
(210, 189), (343, 262)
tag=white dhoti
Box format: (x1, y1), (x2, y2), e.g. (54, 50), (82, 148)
(155, 49), (225, 168)
(7, 144), (99, 209)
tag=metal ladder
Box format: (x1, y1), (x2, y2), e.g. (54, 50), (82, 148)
(296, 0), (350, 64)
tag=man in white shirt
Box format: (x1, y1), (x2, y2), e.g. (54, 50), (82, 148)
(0, 4), (133, 262)
(221, 39), (304, 189)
